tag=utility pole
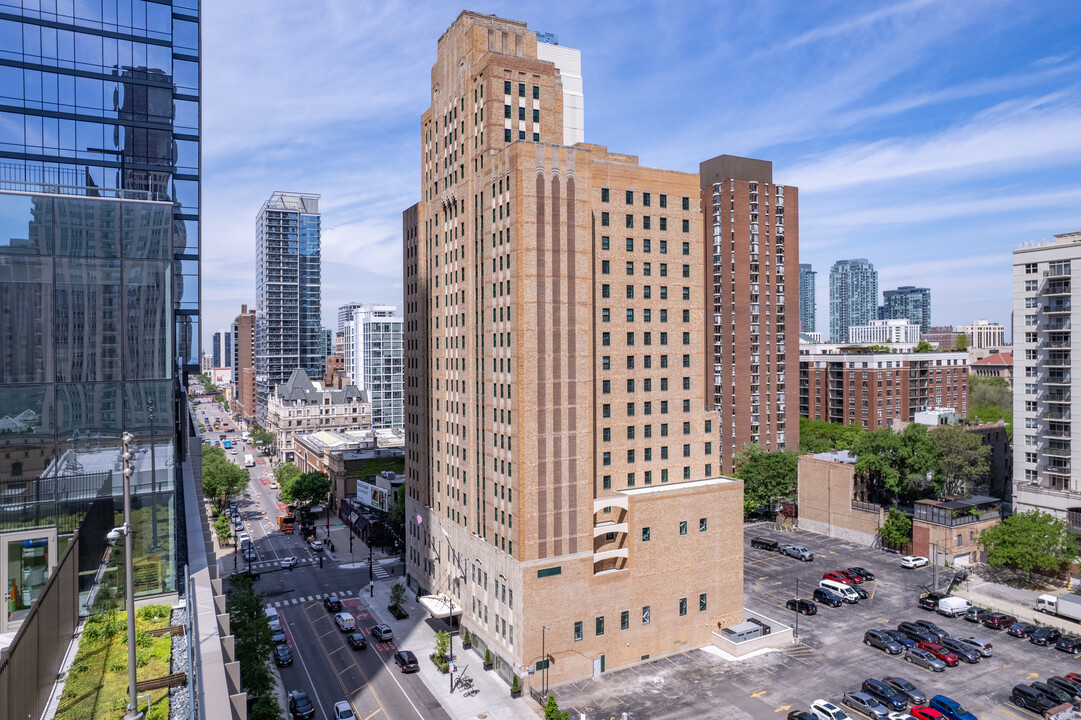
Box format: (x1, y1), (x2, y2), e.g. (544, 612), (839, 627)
(369, 540), (374, 597)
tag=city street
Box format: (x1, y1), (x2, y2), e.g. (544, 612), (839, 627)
(199, 400), (449, 720)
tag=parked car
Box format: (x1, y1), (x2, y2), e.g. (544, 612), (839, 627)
(889, 713), (917, 720)
(787, 598), (818, 615)
(852, 584), (870, 600)
(281, 557), (298, 569)
(916, 642), (958, 667)
(904, 648), (946, 672)
(963, 606), (993, 624)
(884, 630), (917, 649)
(838, 570), (865, 584)
(927, 696), (977, 720)
(938, 638), (980, 664)
(897, 622), (938, 645)
(824, 571), (854, 584)
(1031, 627), (1063, 646)
(1032, 681), (1077, 709)
(788, 713), (818, 720)
(813, 587), (844, 608)
(1058, 636), (1081, 655)
(371, 624), (394, 641)
(900, 556), (929, 569)
(393, 650), (420, 673)
(783, 545), (815, 561)
(909, 708), (946, 720)
(865, 630), (904, 655)
(843, 693), (890, 720)
(810, 699), (851, 720)
(1011, 684), (1058, 714)
(332, 701), (356, 720)
(1047, 677), (1081, 701)
(983, 613), (1016, 630)
(347, 633), (368, 650)
(861, 678), (908, 711)
(884, 677), (927, 705)
(912, 620), (950, 642)
(309, 540), (324, 551)
(324, 595), (343, 611)
(918, 593), (948, 611)
(1006, 621), (1037, 638)
(272, 628), (287, 645)
(1066, 672), (1081, 688)
(274, 644), (293, 666)
(288, 690), (316, 720)
(849, 567), (876, 581)
(752, 537), (780, 551)
(955, 637), (992, 657)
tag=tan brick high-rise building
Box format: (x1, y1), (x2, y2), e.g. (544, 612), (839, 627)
(404, 12), (743, 689)
(234, 303), (257, 424)
(701, 156), (800, 472)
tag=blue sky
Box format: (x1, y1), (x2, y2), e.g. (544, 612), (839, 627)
(200, 0), (1081, 347)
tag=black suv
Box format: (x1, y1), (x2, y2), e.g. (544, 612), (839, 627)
(347, 633), (368, 650)
(912, 620), (950, 642)
(813, 588), (843, 608)
(897, 622), (937, 644)
(324, 595), (343, 612)
(848, 567), (876, 581)
(1057, 635), (1081, 654)
(274, 644), (293, 667)
(288, 690), (316, 719)
(1012, 684), (1057, 714)
(786, 598), (817, 615)
(1031, 627), (1063, 646)
(939, 637), (981, 664)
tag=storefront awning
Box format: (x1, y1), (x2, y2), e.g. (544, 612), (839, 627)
(418, 594), (463, 619)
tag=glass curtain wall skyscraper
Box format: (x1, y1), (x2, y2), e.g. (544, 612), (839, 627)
(0, 0), (200, 633)
(255, 191), (322, 424)
(881, 285), (931, 334)
(829, 258), (878, 343)
(799, 263), (816, 334)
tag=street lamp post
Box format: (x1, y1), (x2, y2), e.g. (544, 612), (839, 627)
(121, 432), (144, 720)
(542, 625), (552, 695)
(449, 598), (455, 694)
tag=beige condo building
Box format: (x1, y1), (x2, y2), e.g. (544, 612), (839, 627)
(404, 11), (743, 689)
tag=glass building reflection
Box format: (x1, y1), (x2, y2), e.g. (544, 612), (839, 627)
(0, 1), (200, 633)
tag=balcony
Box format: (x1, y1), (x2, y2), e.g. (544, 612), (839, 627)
(1047, 353), (1072, 367)
(1043, 447), (1071, 457)
(1045, 410), (1072, 421)
(1044, 301), (1072, 314)
(1044, 280), (1072, 296)
(1046, 373), (1072, 385)
(1045, 390), (1072, 403)
(1045, 319), (1072, 331)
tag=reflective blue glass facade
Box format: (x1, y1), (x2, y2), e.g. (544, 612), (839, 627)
(0, 0), (201, 371)
(255, 192), (322, 424)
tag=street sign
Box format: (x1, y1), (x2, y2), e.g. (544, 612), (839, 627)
(536, 659), (550, 670)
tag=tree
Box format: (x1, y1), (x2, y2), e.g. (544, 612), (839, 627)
(798, 417), (865, 454)
(214, 513), (233, 546)
(914, 340), (934, 353)
(389, 582), (406, 611)
(878, 507), (912, 545)
(251, 430), (275, 448)
(979, 510), (1076, 577)
(929, 425), (990, 496)
(281, 471), (330, 510)
(952, 332), (969, 351)
(852, 429), (902, 494)
(544, 695), (570, 720)
(968, 375), (1013, 434)
(390, 485), (405, 527)
(225, 574), (276, 699)
(733, 443), (798, 516)
(274, 462), (302, 487)
(202, 445), (250, 510)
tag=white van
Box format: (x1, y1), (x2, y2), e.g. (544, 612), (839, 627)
(937, 596), (971, 617)
(819, 579), (860, 604)
(334, 612), (355, 632)
(264, 607), (281, 632)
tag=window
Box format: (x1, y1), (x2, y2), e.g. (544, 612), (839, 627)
(603, 403), (611, 418)
(532, 109), (539, 123)
(660, 240), (668, 254)
(602, 309), (610, 322)
(518, 106), (525, 120)
(533, 85), (539, 99)
(626, 261), (634, 275)
(602, 212), (610, 227)
(602, 260), (610, 274)
(626, 472), (635, 486)
(596, 616), (605, 636)
(602, 283), (610, 298)
(682, 286), (690, 300)
(642, 606), (651, 624)
(626, 214), (634, 229)
(621, 611), (629, 630)
(504, 128), (511, 142)
(699, 518), (707, 532)
(602, 188), (610, 203)
(644, 262), (651, 276)
(679, 520), (688, 535)
(626, 237), (634, 251)
(705, 419), (712, 433)
(519, 83), (525, 96)
(659, 194), (667, 208)
(602, 380), (610, 394)
(601, 236), (610, 250)
(574, 621), (583, 641)
(602, 427), (611, 441)
(679, 598), (687, 616)
(504, 104), (512, 118)
(643, 216), (651, 230)
(504, 81), (512, 94)
(626, 284), (635, 299)
(682, 196), (690, 210)
(660, 218), (667, 231)
(660, 264), (668, 277)
(682, 264), (690, 278)
(699, 593), (707, 611)
(603, 475), (611, 489)
(682, 241), (690, 256)
(603, 452), (611, 466)
(626, 309), (635, 322)
(683, 466), (691, 479)
(626, 190), (634, 204)
(602, 332), (610, 346)
(682, 219), (690, 232)
(642, 527), (650, 542)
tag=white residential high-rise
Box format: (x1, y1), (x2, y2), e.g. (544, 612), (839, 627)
(1012, 230), (1081, 523)
(958, 319), (1006, 349)
(337, 301), (363, 336)
(342, 304), (403, 429)
(848, 318), (921, 344)
(535, 35), (584, 145)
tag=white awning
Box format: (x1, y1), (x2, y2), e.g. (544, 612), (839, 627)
(418, 594), (463, 619)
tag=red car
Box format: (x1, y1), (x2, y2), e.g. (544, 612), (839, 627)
(1065, 672), (1081, 687)
(983, 613), (1017, 630)
(822, 571), (853, 584)
(910, 707), (947, 720)
(917, 641), (959, 667)
(838, 570), (865, 584)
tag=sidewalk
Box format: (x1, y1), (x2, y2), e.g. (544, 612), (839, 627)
(363, 577), (542, 720)
(954, 578), (1081, 636)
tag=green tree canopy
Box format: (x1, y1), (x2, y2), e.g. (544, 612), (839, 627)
(878, 507), (912, 545)
(798, 417), (865, 454)
(914, 340), (934, 353)
(733, 443), (798, 515)
(251, 430), (275, 447)
(281, 471), (330, 510)
(952, 332), (970, 351)
(929, 425), (990, 496)
(968, 374), (1013, 434)
(979, 510), (1076, 575)
(851, 424), (940, 498)
(273, 462), (302, 488)
(202, 445), (249, 509)
(225, 574), (276, 702)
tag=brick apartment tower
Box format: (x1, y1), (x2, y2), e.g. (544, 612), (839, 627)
(234, 304), (257, 424)
(701, 156), (800, 473)
(405, 11), (743, 688)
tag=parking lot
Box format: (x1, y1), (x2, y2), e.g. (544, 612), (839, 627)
(550, 524), (1081, 720)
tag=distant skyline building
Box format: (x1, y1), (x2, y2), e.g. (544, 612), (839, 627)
(212, 328), (233, 368)
(255, 192), (323, 424)
(320, 327), (333, 359)
(829, 259), (878, 343)
(342, 304), (403, 430)
(848, 318), (921, 344)
(799, 263), (816, 333)
(958, 319), (1006, 350)
(234, 304), (257, 423)
(1012, 231), (1081, 520)
(881, 285), (931, 334)
(337, 301), (364, 336)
